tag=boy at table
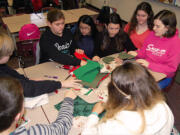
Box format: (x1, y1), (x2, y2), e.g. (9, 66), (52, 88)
(0, 76), (77, 135)
(0, 33), (81, 97)
(39, 8), (86, 66)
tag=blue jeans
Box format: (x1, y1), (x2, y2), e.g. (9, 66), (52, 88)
(158, 78), (172, 90)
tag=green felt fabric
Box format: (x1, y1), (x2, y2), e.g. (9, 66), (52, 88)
(73, 60), (101, 83)
(102, 53), (135, 64)
(102, 57), (115, 64)
(54, 96), (105, 118)
(118, 52), (135, 60)
(80, 73), (109, 88)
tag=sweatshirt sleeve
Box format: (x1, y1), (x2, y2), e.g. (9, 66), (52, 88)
(3, 65), (29, 80)
(21, 79), (61, 97)
(81, 114), (100, 135)
(15, 97), (74, 135)
(136, 41), (147, 59)
(0, 65), (62, 97)
(148, 49), (180, 77)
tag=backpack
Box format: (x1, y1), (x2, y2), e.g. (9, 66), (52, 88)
(19, 23), (40, 40)
(18, 24), (41, 65)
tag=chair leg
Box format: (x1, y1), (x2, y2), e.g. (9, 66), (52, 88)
(16, 55), (25, 68)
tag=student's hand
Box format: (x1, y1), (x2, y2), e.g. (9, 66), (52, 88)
(92, 102), (105, 114)
(92, 56), (101, 62)
(75, 49), (84, 54)
(64, 90), (77, 99)
(136, 59), (149, 67)
(80, 60), (87, 66)
(61, 77), (82, 89)
(128, 51), (138, 57)
(115, 57), (123, 65)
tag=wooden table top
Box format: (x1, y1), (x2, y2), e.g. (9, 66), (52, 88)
(16, 60), (165, 134)
(2, 8), (98, 33)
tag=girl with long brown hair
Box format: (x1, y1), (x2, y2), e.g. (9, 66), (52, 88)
(124, 2), (154, 49)
(82, 61), (174, 135)
(92, 13), (137, 62)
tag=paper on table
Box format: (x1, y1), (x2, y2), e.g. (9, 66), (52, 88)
(24, 94), (49, 109)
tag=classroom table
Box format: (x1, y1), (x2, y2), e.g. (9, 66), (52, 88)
(2, 8), (98, 48)
(65, 8), (99, 19)
(2, 8), (98, 34)
(16, 60), (166, 134)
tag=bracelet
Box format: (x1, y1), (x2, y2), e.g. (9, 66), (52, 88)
(91, 112), (99, 117)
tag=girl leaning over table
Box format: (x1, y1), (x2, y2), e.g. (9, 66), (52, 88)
(128, 9), (180, 89)
(82, 61), (174, 135)
(92, 12), (137, 64)
(72, 15), (99, 59)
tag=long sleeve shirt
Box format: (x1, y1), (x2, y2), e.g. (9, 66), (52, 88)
(0, 64), (61, 97)
(73, 35), (95, 59)
(82, 102), (174, 135)
(12, 97), (74, 135)
(124, 23), (151, 49)
(94, 32), (137, 58)
(39, 27), (81, 66)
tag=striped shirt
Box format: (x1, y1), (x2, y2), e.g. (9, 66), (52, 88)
(12, 97), (74, 135)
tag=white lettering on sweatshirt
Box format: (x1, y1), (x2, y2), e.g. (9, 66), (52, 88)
(54, 40), (72, 51)
(146, 44), (166, 56)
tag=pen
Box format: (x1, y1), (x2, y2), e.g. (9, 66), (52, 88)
(65, 72), (73, 80)
(65, 74), (71, 80)
(44, 75), (58, 79)
(85, 89), (93, 95)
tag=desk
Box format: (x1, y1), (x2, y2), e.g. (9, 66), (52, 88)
(16, 61), (165, 134)
(65, 8), (98, 19)
(2, 8), (98, 48)
(2, 8), (98, 34)
(16, 62), (99, 135)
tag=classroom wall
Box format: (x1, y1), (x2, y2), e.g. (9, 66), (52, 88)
(86, 0), (180, 30)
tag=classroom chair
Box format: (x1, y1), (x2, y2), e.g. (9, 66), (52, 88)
(16, 39), (40, 67)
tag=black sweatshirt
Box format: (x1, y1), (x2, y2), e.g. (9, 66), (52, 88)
(39, 27), (81, 66)
(0, 64), (61, 97)
(94, 32), (137, 58)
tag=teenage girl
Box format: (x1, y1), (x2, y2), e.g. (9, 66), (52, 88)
(73, 15), (98, 58)
(124, 2), (154, 49)
(82, 61), (174, 135)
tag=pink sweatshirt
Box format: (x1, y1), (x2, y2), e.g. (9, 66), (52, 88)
(137, 30), (180, 77)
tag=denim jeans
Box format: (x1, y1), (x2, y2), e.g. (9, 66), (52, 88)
(158, 78), (172, 89)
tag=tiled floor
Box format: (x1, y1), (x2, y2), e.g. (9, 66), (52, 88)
(1, 6), (180, 132)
